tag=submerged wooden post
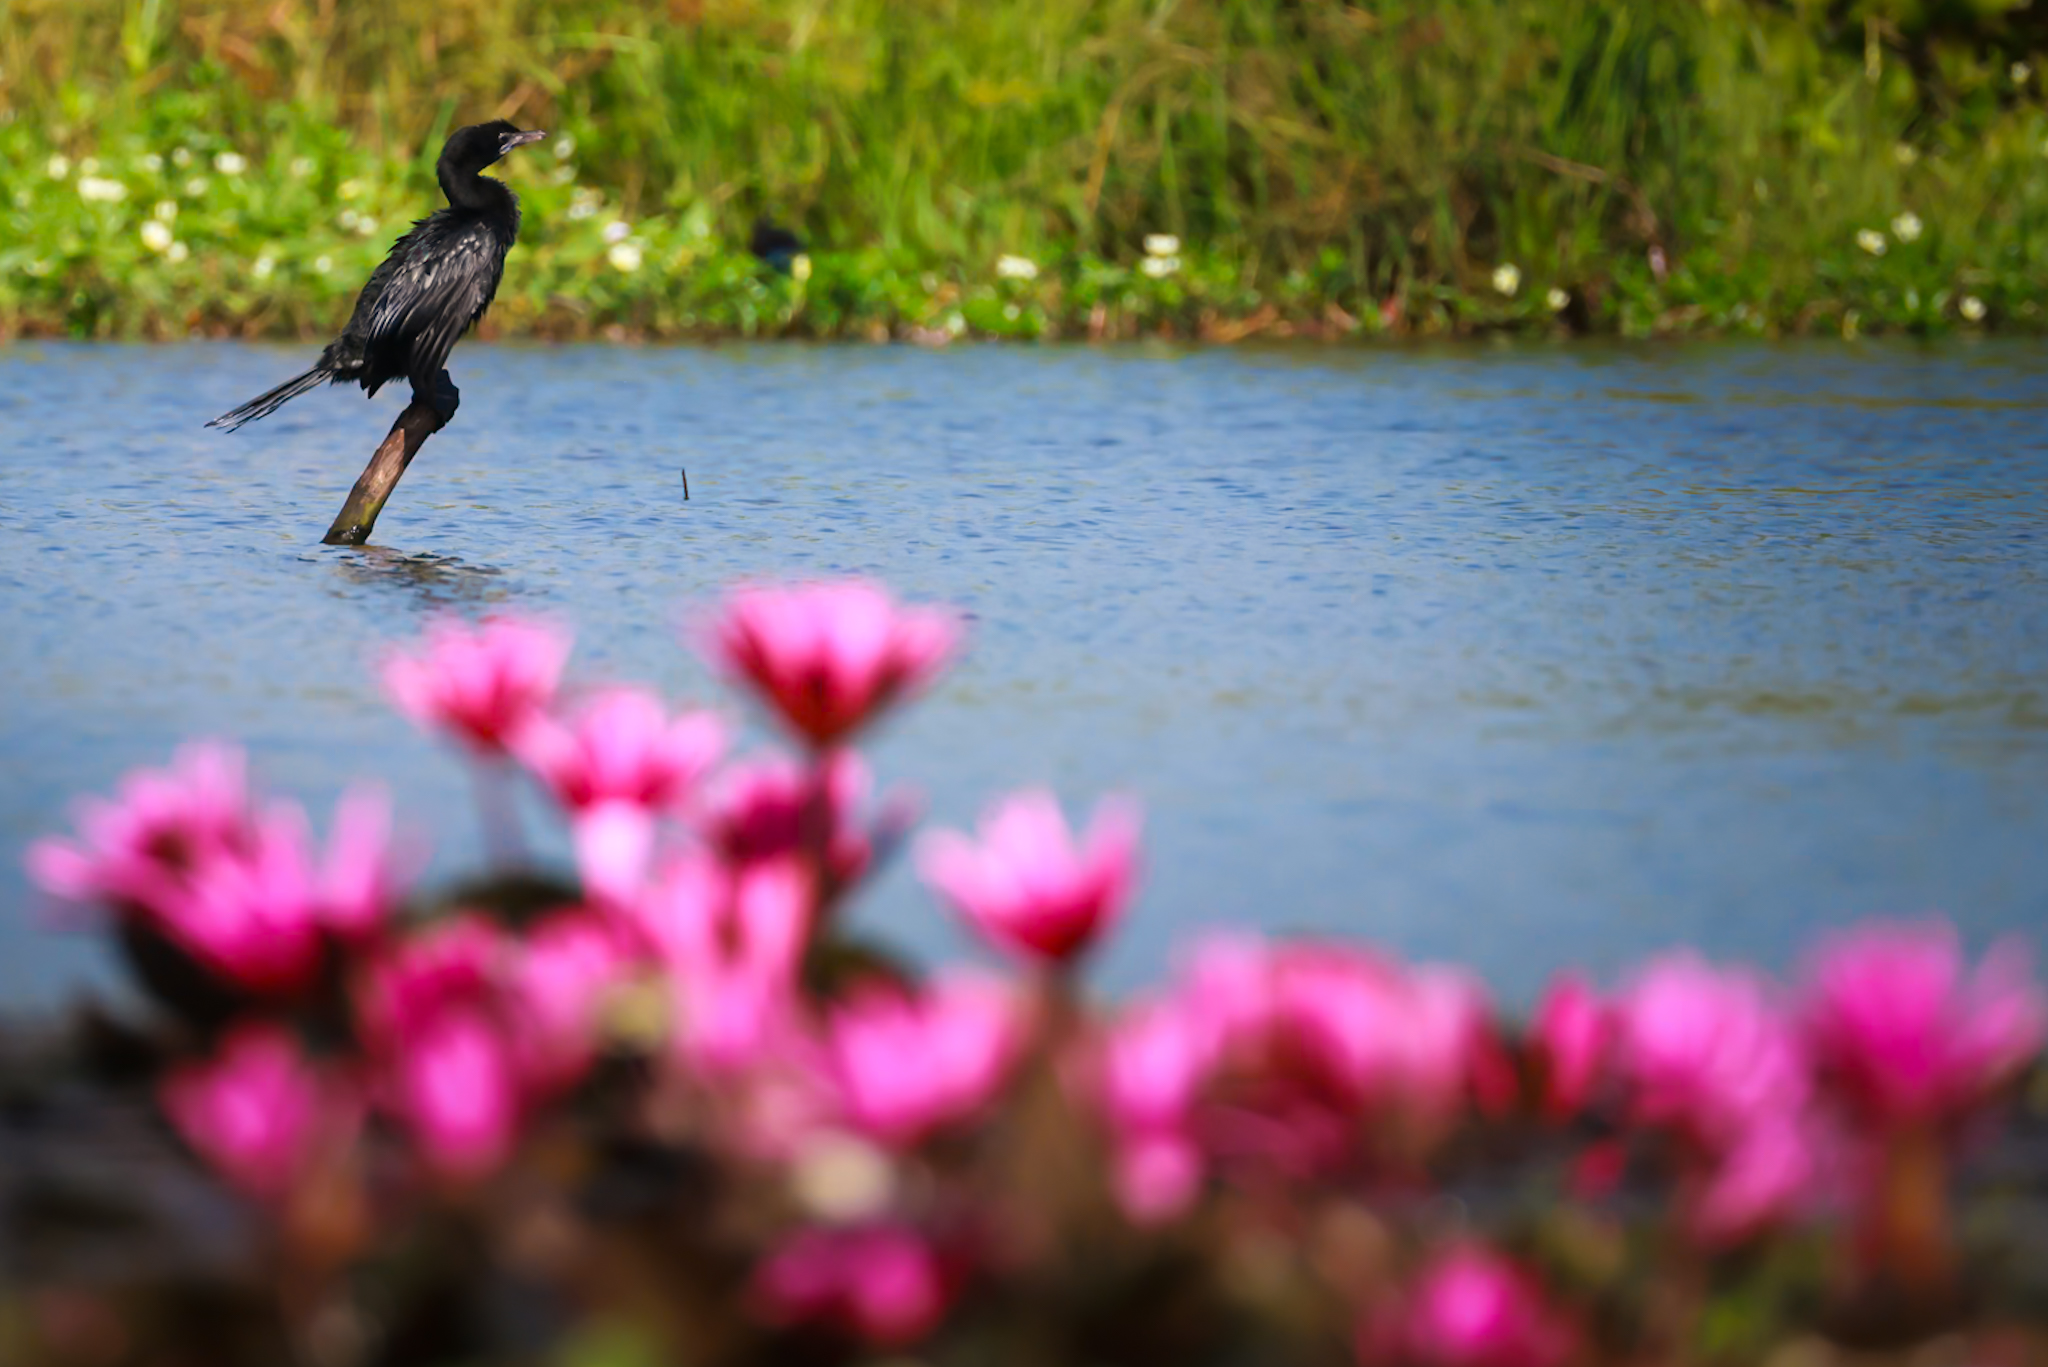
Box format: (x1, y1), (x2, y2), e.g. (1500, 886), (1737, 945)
(321, 370), (460, 546)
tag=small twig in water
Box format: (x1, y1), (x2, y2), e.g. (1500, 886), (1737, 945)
(681, 468), (690, 501)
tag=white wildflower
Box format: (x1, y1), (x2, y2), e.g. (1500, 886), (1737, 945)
(166, 241), (189, 263)
(995, 253), (1038, 280)
(791, 253), (813, 283)
(567, 198), (596, 220)
(607, 241), (644, 273)
(355, 217), (378, 237)
(1003, 303), (1021, 321)
(553, 134), (577, 161)
(289, 156), (315, 178)
(139, 220), (173, 253)
(551, 163), (578, 186)
(77, 176), (128, 203)
(1894, 143), (1918, 166)
(80, 157), (100, 175)
(1959, 295), (1986, 322)
(214, 151), (248, 176)
(46, 154), (70, 179)
(1491, 262), (1521, 296)
(602, 219), (631, 244)
(337, 208), (362, 231)
(171, 147), (193, 168)
(1143, 233), (1180, 257)
(2013, 61), (2032, 86)
(183, 177), (209, 197)
(1855, 228), (1887, 256)
(140, 153), (164, 174)
(1140, 254), (1180, 279)
(152, 200), (177, 223)
(945, 311), (967, 337)
(1546, 286), (1570, 312)
(1890, 212), (1922, 244)
(252, 254), (276, 281)
(312, 254), (333, 275)
(337, 178), (364, 201)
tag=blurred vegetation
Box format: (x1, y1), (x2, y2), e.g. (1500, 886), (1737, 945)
(4, 0), (2048, 341)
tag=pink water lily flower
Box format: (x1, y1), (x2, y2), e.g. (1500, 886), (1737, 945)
(704, 579), (959, 748)
(1803, 920), (2047, 1130)
(632, 854), (810, 1073)
(706, 750), (875, 893)
(514, 686), (724, 812)
(1530, 974), (1612, 1122)
(918, 789), (1140, 966)
(28, 742), (255, 918)
(1613, 952), (1809, 1151)
(509, 912), (634, 1093)
(160, 1024), (359, 1200)
(1692, 1115), (1820, 1246)
(1094, 997), (1215, 1221)
(752, 1223), (949, 1347)
(357, 916), (525, 1177)
(382, 615), (570, 753)
(828, 971), (1024, 1148)
(1370, 1246), (1577, 1367)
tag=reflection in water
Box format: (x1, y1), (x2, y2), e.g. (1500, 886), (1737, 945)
(323, 545), (514, 614)
(2, 338), (2047, 1007)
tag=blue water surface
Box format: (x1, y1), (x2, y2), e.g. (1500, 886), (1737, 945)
(1, 339), (2043, 1009)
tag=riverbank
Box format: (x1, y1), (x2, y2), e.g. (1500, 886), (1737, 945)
(7, 0), (2048, 342)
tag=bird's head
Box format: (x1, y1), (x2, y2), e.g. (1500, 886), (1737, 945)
(440, 120), (547, 175)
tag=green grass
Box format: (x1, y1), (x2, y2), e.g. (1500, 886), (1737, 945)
(5, 0), (2048, 341)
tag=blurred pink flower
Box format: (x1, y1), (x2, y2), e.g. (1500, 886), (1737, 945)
(1692, 1116), (1819, 1245)
(357, 916), (526, 1177)
(1803, 920), (2047, 1130)
(392, 1007), (521, 1178)
(828, 971), (1023, 1148)
(706, 750), (874, 892)
(316, 783), (405, 939)
(382, 616), (570, 753)
(1094, 997), (1215, 1220)
(918, 789), (1140, 966)
(703, 579), (958, 748)
(514, 686), (723, 812)
(1613, 953), (1808, 1151)
(28, 742), (255, 916)
(509, 912), (633, 1093)
(1530, 974), (1611, 1122)
(1372, 1246), (1577, 1367)
(634, 855), (810, 1073)
(160, 1024), (358, 1200)
(752, 1223), (949, 1347)
(571, 800), (660, 908)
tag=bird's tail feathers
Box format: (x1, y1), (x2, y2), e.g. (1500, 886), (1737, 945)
(206, 366), (330, 432)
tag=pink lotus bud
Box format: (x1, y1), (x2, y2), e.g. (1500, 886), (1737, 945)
(918, 789), (1140, 966)
(382, 615), (570, 754)
(752, 1223), (948, 1347)
(1371, 1246), (1577, 1367)
(160, 1025), (358, 1200)
(702, 579), (959, 748)
(512, 686), (723, 813)
(1530, 974), (1611, 1121)
(827, 971), (1023, 1148)
(1803, 920), (2046, 1130)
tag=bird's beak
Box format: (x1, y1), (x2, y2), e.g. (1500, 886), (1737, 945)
(499, 129), (547, 156)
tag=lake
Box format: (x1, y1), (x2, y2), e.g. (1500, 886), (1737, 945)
(1, 339), (2043, 1010)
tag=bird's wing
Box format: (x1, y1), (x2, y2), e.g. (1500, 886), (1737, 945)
(357, 221), (503, 386)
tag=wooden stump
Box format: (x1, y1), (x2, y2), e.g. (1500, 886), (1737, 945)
(321, 370), (460, 546)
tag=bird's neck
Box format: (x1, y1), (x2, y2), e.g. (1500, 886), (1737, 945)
(438, 167), (517, 221)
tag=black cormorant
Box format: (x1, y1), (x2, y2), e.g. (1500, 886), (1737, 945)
(208, 120), (545, 432)
(749, 216), (806, 274)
